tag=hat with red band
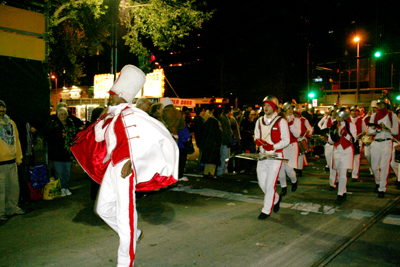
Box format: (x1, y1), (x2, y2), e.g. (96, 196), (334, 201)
(262, 95), (279, 112)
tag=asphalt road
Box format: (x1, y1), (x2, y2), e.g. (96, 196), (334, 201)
(1, 150), (400, 267)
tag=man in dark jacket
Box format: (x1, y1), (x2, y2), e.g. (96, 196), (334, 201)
(192, 107), (206, 172)
(216, 106), (233, 176)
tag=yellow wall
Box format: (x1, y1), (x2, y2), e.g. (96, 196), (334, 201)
(0, 5), (45, 61)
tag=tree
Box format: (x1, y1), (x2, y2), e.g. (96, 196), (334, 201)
(48, 0), (213, 84)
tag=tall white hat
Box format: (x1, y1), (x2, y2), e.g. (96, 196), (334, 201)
(109, 65), (146, 103)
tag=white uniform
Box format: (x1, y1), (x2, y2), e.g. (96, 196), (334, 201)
(349, 116), (367, 179)
(94, 104), (179, 266)
(329, 120), (356, 196)
(279, 115), (300, 188)
(321, 116), (338, 187)
(254, 113), (290, 215)
(298, 117), (313, 170)
(368, 111), (399, 193)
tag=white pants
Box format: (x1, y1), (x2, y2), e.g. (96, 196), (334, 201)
(96, 159), (138, 267)
(351, 153), (361, 179)
(325, 144), (337, 187)
(278, 163), (297, 188)
(257, 158), (282, 215)
(371, 140), (392, 193)
(336, 168), (348, 196)
(297, 154), (307, 170)
(390, 143), (400, 182)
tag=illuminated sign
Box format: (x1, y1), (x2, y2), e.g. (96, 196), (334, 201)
(93, 74), (115, 98)
(160, 97), (196, 107)
(143, 69), (165, 97)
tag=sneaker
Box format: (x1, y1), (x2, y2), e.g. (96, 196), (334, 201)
(61, 189), (67, 197)
(15, 208), (25, 215)
(65, 189), (72, 196)
(0, 215), (8, 221)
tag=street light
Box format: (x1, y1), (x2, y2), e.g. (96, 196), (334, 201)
(51, 75), (58, 104)
(354, 36), (360, 104)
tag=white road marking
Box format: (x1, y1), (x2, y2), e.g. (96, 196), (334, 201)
(171, 186), (399, 225)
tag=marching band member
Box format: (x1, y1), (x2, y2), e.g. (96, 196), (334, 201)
(278, 102), (301, 196)
(329, 107), (357, 205)
(321, 107), (338, 189)
(363, 100), (378, 175)
(294, 107), (313, 177)
(348, 105), (367, 181)
(368, 96), (399, 198)
(390, 107), (400, 189)
(254, 95), (290, 220)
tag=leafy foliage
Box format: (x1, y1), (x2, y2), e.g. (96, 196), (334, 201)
(120, 0), (213, 58)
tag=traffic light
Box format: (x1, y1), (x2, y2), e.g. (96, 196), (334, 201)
(374, 51), (382, 58)
(308, 92), (315, 98)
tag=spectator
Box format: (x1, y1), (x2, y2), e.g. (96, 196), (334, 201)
(136, 97), (151, 113)
(162, 98), (187, 178)
(182, 106), (193, 131)
(0, 100), (25, 221)
(192, 107), (206, 173)
(229, 108), (243, 173)
(216, 106), (233, 176)
(44, 107), (78, 197)
(200, 107), (223, 179)
(149, 103), (164, 124)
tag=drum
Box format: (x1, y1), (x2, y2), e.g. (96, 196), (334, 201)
(395, 145), (400, 163)
(311, 135), (325, 147)
(299, 139), (311, 155)
(362, 135), (372, 146)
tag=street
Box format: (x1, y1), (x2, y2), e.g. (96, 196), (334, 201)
(1, 152), (400, 267)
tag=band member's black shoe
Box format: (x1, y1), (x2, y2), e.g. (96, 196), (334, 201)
(258, 212), (269, 220)
(291, 182), (298, 192)
(343, 193), (347, 201)
(280, 187), (287, 196)
(347, 171), (351, 178)
(334, 195), (345, 205)
(374, 184), (379, 193)
(325, 165), (329, 172)
(296, 169), (303, 177)
(378, 192), (385, 198)
(273, 196), (281, 213)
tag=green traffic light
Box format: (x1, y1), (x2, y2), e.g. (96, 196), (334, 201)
(308, 92), (315, 98)
(374, 51), (381, 58)
(396, 95), (400, 101)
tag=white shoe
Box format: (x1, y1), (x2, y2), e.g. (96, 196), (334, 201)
(61, 189), (67, 197)
(137, 229), (144, 243)
(65, 189), (72, 196)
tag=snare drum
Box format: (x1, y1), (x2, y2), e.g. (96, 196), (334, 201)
(299, 139), (311, 155)
(362, 135), (372, 146)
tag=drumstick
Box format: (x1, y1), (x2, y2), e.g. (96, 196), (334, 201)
(263, 133), (270, 141)
(393, 138), (400, 145)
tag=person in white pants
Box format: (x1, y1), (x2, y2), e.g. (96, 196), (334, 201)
(348, 105), (367, 181)
(368, 96), (399, 198)
(321, 108), (338, 189)
(329, 107), (356, 205)
(294, 108), (313, 176)
(254, 95), (290, 220)
(278, 102), (300, 196)
(363, 100), (378, 175)
(89, 65), (179, 266)
(390, 107), (400, 188)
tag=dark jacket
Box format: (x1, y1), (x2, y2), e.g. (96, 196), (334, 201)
(219, 114), (232, 146)
(44, 117), (77, 162)
(200, 116), (222, 165)
(192, 115), (205, 149)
